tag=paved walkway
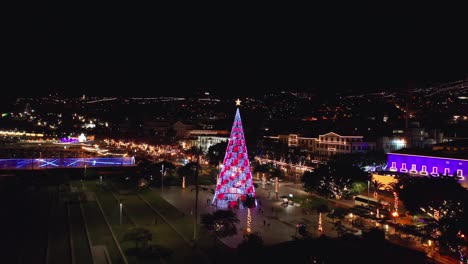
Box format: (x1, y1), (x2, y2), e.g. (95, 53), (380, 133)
(157, 180), (339, 248)
(157, 180), (460, 263)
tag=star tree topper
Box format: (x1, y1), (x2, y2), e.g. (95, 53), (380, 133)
(235, 98), (241, 106)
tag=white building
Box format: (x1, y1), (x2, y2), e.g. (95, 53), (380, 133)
(179, 130), (229, 153)
(267, 132), (376, 157)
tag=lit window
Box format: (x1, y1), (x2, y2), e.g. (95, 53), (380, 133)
(390, 162), (397, 171)
(431, 167), (439, 177)
(409, 164), (418, 174)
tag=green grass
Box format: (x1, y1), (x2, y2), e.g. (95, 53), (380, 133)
(86, 181), (204, 264)
(81, 200), (126, 264)
(138, 188), (236, 263)
(78, 179), (237, 263)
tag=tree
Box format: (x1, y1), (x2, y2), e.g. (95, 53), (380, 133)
(252, 162), (270, 179)
(397, 176), (468, 251)
(177, 162), (199, 182)
(185, 146), (204, 157)
(371, 180), (385, 199)
(350, 181), (367, 195)
(328, 207), (349, 223)
(207, 141), (228, 165)
(155, 161), (176, 171)
(123, 227), (152, 249)
(302, 156), (369, 199)
(201, 210), (239, 246)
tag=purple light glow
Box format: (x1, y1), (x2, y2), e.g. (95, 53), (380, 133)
(61, 137), (79, 143)
(387, 153), (467, 182)
(0, 157), (135, 170)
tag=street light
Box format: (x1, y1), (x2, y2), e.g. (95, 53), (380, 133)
(161, 164), (165, 192)
(119, 202), (123, 225)
(367, 180), (370, 198)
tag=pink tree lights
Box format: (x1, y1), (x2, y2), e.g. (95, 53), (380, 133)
(212, 104), (255, 209)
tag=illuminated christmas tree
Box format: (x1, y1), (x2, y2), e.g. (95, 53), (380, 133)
(212, 100), (255, 208)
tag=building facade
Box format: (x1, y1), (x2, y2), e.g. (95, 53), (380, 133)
(269, 132), (376, 157)
(179, 129), (229, 153)
(387, 153), (467, 182)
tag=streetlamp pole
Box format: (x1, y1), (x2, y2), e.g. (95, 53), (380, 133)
(161, 164), (164, 192)
(367, 180), (370, 198)
(119, 202), (123, 225)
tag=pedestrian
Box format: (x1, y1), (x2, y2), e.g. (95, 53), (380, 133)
(263, 220), (266, 226)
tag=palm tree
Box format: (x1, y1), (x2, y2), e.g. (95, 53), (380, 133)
(387, 181), (403, 213)
(371, 180), (384, 199)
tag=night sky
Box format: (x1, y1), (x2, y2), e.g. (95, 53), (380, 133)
(6, 11), (468, 97)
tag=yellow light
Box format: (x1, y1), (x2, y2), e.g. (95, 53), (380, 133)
(246, 208), (252, 233)
(428, 240), (432, 246)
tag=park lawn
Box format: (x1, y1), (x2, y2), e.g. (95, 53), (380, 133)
(138, 188), (236, 262)
(81, 200), (126, 264)
(87, 181), (204, 264)
(71, 181), (126, 264)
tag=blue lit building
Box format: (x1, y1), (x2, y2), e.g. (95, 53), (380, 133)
(0, 157), (135, 170)
(387, 153), (467, 183)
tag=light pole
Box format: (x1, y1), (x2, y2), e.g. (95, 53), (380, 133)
(119, 202), (123, 225)
(161, 164), (165, 192)
(275, 177), (279, 200)
(367, 180), (370, 198)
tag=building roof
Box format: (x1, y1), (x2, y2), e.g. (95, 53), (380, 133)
(391, 147), (468, 160)
(320, 132), (363, 138)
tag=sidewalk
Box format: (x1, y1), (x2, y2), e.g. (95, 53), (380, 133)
(158, 183), (338, 248)
(157, 181), (460, 263)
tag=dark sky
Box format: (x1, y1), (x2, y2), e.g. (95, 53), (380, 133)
(6, 11), (468, 97)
